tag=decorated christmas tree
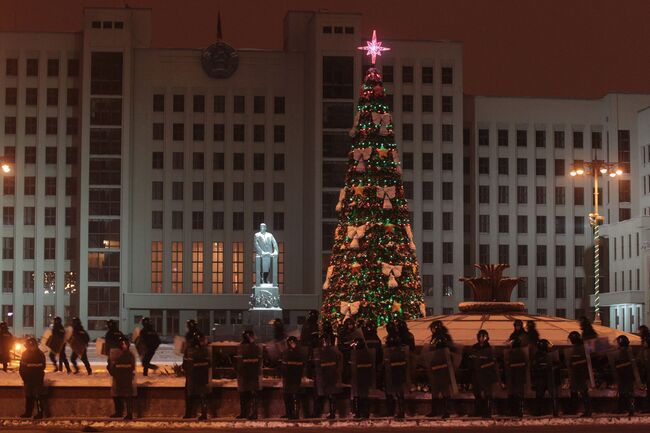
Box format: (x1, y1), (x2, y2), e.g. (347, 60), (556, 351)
(321, 31), (425, 326)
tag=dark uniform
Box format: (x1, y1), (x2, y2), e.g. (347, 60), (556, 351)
(531, 339), (559, 416)
(610, 335), (636, 415)
(19, 337), (46, 419)
(183, 340), (211, 420)
(103, 320), (124, 357)
(108, 338), (136, 420)
(508, 320), (527, 345)
(565, 331), (592, 417)
(0, 321), (13, 371)
(69, 318), (92, 375)
(314, 340), (343, 419)
(46, 317), (71, 373)
(468, 330), (499, 418)
(337, 318), (364, 385)
(505, 341), (528, 418)
(383, 336), (410, 419)
(350, 340), (375, 419)
(236, 331), (262, 420)
(423, 342), (455, 418)
(135, 318), (161, 376)
(281, 337), (306, 419)
(638, 326), (650, 412)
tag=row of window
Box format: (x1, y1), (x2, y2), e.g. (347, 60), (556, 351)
(153, 94), (285, 115)
(1, 146), (77, 165)
(476, 243), (585, 267)
(152, 181), (285, 202)
(367, 65), (454, 85)
(479, 214), (586, 235)
(612, 268), (641, 292)
(152, 151), (285, 171)
(398, 95), (453, 113)
(478, 157), (631, 179)
(612, 233), (641, 261)
(515, 276), (586, 300)
(478, 128), (604, 149)
(2, 177), (77, 196)
(152, 122), (286, 143)
(2, 237), (75, 260)
(2, 206), (76, 226)
(151, 210), (285, 231)
(398, 123), (454, 142)
(477, 185), (632, 206)
(4, 58), (79, 78)
(151, 241), (284, 294)
(2, 270), (76, 296)
(4, 117), (78, 135)
(91, 20), (124, 29)
(3, 87), (79, 106)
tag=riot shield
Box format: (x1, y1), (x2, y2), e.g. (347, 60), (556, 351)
(383, 346), (410, 395)
(504, 346), (530, 395)
(314, 346), (342, 396)
(607, 347), (641, 391)
(564, 345), (594, 389)
(264, 339), (287, 367)
(282, 347), (307, 394)
(95, 337), (106, 357)
(173, 335), (186, 356)
(68, 332), (88, 356)
(40, 329), (52, 354)
(236, 343), (263, 392)
(109, 349), (136, 396)
(421, 346), (457, 396)
(64, 326), (74, 342)
(469, 345), (499, 393)
(351, 347), (376, 398)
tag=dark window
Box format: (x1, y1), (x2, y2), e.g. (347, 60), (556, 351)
(498, 158), (509, 175)
(554, 159), (565, 176)
(23, 238), (34, 259)
(442, 153), (453, 171)
(254, 125), (265, 142)
(422, 153), (434, 170)
(25, 117), (37, 134)
(274, 153), (285, 170)
(65, 207), (76, 226)
(253, 182), (265, 201)
(441, 67), (453, 84)
(422, 181), (433, 200)
(173, 123), (184, 141)
(254, 153), (265, 171)
(402, 66), (413, 83)
(402, 152), (413, 170)
(254, 96), (265, 113)
(4, 117), (16, 134)
(5, 58), (17, 76)
(554, 130), (565, 148)
(233, 153), (245, 170)
(212, 182), (224, 200)
(213, 95), (225, 112)
(152, 152), (164, 169)
(153, 94), (164, 111)
(422, 124), (433, 141)
(192, 182), (204, 200)
(383, 65), (393, 82)
(619, 179), (631, 202)
(173, 152), (184, 169)
(322, 102), (353, 128)
(478, 157), (490, 175)
(44, 238), (56, 260)
(193, 152), (204, 170)
(516, 130), (527, 147)
(478, 129), (489, 146)
(192, 211), (204, 230)
(193, 123), (204, 141)
(24, 207), (35, 225)
(172, 182), (183, 200)
(592, 130), (602, 149)
(422, 95), (433, 112)
(274, 183), (285, 201)
(233, 124), (245, 141)
(24, 177), (35, 195)
(402, 124), (413, 141)
(173, 94), (184, 112)
(441, 96), (453, 113)
(47, 59), (59, 76)
(213, 152), (224, 170)
(193, 95), (205, 112)
(537, 245), (547, 266)
(90, 52), (122, 95)
(274, 96), (285, 114)
(67, 88), (79, 106)
(45, 177), (57, 195)
(212, 212), (224, 230)
(65, 177), (77, 195)
(66, 118), (78, 135)
(44, 207), (56, 225)
(573, 130), (583, 148)
(402, 95), (413, 112)
(517, 158), (527, 175)
(5, 88), (17, 105)
(26, 88), (37, 105)
(213, 124), (225, 141)
(152, 123), (164, 140)
(423, 242), (433, 263)
(152, 211), (163, 229)
(233, 212), (244, 231)
(535, 130), (546, 148)
(67, 59), (79, 77)
(574, 187), (584, 205)
(234, 95), (245, 113)
(536, 216), (547, 234)
(422, 66), (433, 83)
(26, 58), (38, 76)
(46, 118), (58, 135)
(535, 159), (546, 176)
(172, 211), (183, 229)
(152, 181), (163, 200)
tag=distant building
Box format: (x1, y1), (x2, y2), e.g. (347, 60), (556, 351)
(0, 7), (648, 337)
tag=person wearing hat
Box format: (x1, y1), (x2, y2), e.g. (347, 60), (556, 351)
(0, 321), (13, 372)
(531, 339), (559, 417)
(182, 331), (211, 420)
(69, 317), (92, 375)
(281, 336), (306, 419)
(613, 335), (636, 416)
(566, 331), (592, 417)
(313, 333), (343, 419)
(350, 337), (375, 419)
(505, 338), (528, 418)
(236, 329), (262, 420)
(103, 319), (124, 358)
(468, 329), (499, 418)
(46, 317), (71, 373)
(383, 334), (410, 419)
(19, 336), (46, 419)
(135, 317), (161, 377)
(107, 336), (136, 420)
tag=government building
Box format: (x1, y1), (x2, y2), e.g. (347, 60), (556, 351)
(0, 7), (648, 338)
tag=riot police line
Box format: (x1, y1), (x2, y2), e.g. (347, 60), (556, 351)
(3, 313), (650, 421)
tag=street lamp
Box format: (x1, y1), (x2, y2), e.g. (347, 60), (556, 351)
(569, 159), (623, 325)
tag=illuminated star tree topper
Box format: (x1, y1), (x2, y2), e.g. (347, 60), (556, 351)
(357, 30), (390, 65)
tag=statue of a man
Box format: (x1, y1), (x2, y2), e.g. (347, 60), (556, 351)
(254, 223), (278, 284)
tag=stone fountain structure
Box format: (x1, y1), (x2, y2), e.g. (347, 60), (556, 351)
(458, 263), (524, 313)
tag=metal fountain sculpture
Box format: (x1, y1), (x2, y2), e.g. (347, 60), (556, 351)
(459, 264), (524, 313)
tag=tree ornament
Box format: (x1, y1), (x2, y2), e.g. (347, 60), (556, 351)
(347, 224), (367, 249)
(353, 147), (372, 172)
(382, 263), (403, 288)
(376, 147), (390, 159)
(341, 301), (361, 319)
(404, 224), (416, 251)
(376, 185), (396, 209)
(384, 223), (396, 233)
(391, 301), (401, 313)
(335, 187), (347, 212)
(350, 262), (361, 273)
(357, 30), (391, 65)
(323, 265), (335, 290)
(353, 185), (365, 196)
(379, 113), (392, 136)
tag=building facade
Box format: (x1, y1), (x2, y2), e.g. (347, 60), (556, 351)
(1, 7), (649, 337)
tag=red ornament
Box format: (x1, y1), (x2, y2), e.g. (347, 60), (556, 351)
(373, 85), (383, 96)
(385, 223), (395, 233)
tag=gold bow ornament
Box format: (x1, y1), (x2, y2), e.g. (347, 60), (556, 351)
(335, 188), (347, 212)
(382, 262), (403, 288)
(347, 224), (367, 249)
(392, 149), (402, 174)
(349, 111), (361, 138)
(370, 112), (392, 136)
(352, 147), (373, 172)
(405, 224), (416, 251)
(323, 265), (335, 290)
(340, 301), (361, 318)
(376, 185), (397, 209)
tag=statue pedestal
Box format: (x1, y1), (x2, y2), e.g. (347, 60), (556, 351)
(248, 283), (282, 327)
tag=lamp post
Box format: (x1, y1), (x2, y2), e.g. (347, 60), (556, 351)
(569, 159), (623, 325)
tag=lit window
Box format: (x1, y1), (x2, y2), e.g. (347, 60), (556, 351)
(192, 242), (204, 294)
(212, 242), (224, 294)
(232, 242), (244, 294)
(172, 241), (183, 293)
(151, 241), (162, 293)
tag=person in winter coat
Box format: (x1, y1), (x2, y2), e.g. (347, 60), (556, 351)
(508, 320), (527, 345)
(47, 317), (71, 373)
(505, 338), (528, 418)
(566, 331), (592, 417)
(579, 316), (598, 340)
(638, 325), (650, 412)
(108, 335), (136, 420)
(526, 320), (540, 347)
(383, 334), (409, 419)
(135, 317), (161, 376)
(396, 319), (415, 352)
(299, 310), (320, 350)
(19, 337), (46, 419)
(104, 319), (124, 357)
(468, 330), (499, 418)
(314, 334), (343, 419)
(0, 321), (13, 372)
(361, 320), (383, 384)
(69, 317), (92, 375)
(281, 336), (306, 419)
(185, 319), (205, 343)
(236, 330), (262, 420)
(613, 335), (636, 416)
(531, 339), (559, 417)
(336, 318), (364, 384)
(182, 331), (211, 420)
(425, 333), (454, 418)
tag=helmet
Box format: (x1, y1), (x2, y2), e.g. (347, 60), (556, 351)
(0, 321), (7, 329)
(187, 319), (197, 330)
(119, 335), (130, 347)
(536, 339), (551, 352)
(141, 317), (151, 326)
(106, 319), (118, 330)
(308, 310), (319, 321)
(343, 318), (355, 328)
(429, 320), (443, 332)
(568, 331), (582, 345)
(287, 336), (298, 345)
(188, 331), (202, 348)
(72, 317), (82, 327)
(617, 335), (630, 348)
(241, 329), (255, 342)
(25, 336), (38, 349)
(53, 316), (62, 324)
(477, 329), (489, 340)
(513, 319), (523, 329)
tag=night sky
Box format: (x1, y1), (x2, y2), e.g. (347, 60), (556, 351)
(1, 0), (648, 99)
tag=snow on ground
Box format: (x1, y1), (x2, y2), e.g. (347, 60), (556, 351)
(2, 415), (650, 429)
